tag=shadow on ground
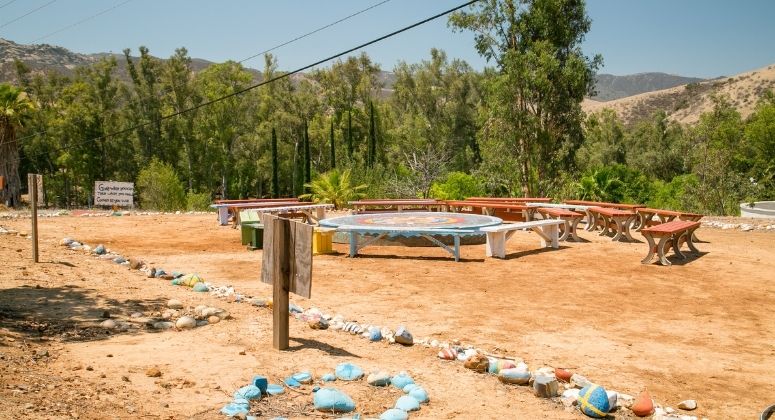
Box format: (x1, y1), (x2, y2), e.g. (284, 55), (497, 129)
(0, 284), (168, 343)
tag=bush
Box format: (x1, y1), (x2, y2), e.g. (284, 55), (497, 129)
(136, 160), (185, 211)
(430, 172), (485, 200)
(649, 174), (699, 211)
(186, 191), (212, 211)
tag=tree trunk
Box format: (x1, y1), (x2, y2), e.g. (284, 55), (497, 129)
(0, 124), (21, 207)
(329, 120), (336, 169)
(271, 127), (279, 198)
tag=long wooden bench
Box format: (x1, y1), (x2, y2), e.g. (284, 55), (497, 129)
(445, 200), (532, 222)
(534, 207), (585, 241)
(348, 199), (444, 214)
(635, 207), (703, 231)
(479, 219), (562, 259)
(336, 226), (474, 262)
(588, 207), (637, 242)
(640, 220), (701, 266)
(466, 197), (553, 203)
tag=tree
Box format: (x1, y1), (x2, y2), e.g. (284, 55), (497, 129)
(329, 119), (336, 169)
(300, 169), (367, 209)
(271, 127), (279, 198)
(304, 119), (311, 184)
(0, 84), (35, 207)
(450, 0), (601, 195)
(368, 101), (377, 167)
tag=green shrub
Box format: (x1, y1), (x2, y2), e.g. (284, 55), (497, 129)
(649, 174), (699, 211)
(186, 191), (212, 211)
(430, 172), (485, 200)
(136, 160), (185, 211)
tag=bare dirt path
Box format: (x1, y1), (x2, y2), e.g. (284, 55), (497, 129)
(1, 213), (774, 419)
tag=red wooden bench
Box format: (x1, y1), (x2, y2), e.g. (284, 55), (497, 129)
(640, 220), (701, 266)
(445, 200), (531, 222)
(466, 197), (553, 203)
(635, 208), (704, 239)
(348, 199), (443, 214)
(534, 207), (585, 241)
(588, 207), (637, 242)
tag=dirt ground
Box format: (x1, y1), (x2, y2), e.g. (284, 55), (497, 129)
(1, 212), (774, 419)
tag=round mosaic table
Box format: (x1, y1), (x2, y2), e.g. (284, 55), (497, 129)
(320, 212), (502, 231)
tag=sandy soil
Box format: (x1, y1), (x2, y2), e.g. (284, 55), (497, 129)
(1, 213), (774, 419)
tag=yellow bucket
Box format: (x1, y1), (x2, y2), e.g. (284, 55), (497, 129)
(313, 228), (335, 255)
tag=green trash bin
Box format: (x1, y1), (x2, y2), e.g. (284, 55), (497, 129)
(240, 211), (261, 245)
(246, 223), (264, 250)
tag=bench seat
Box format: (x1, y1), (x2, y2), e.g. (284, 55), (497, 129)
(640, 220), (701, 266)
(479, 219), (563, 259)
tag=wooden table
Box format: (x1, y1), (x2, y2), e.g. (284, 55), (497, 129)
(211, 200), (301, 225)
(588, 207), (637, 242)
(349, 199), (444, 214)
(445, 200), (533, 222)
(533, 207), (585, 241)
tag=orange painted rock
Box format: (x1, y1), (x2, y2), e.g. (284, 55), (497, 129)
(463, 353), (489, 373)
(437, 348), (457, 360)
(631, 390), (655, 417)
(555, 368), (572, 382)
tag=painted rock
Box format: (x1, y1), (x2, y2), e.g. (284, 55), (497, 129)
(61, 238), (74, 246)
(571, 373), (592, 389)
(234, 384), (262, 401)
(408, 386), (429, 403)
(578, 385), (611, 418)
(192, 282), (209, 292)
(555, 368), (573, 382)
(394, 326), (413, 345)
(284, 377), (301, 388)
(368, 327), (382, 341)
(335, 363), (364, 381)
(395, 395), (420, 412)
(321, 373), (336, 382)
(313, 388), (355, 413)
(252, 376), (268, 394)
(342, 322), (362, 334)
(390, 372), (414, 389)
(678, 399), (697, 410)
(438, 348), (458, 360)
(289, 303), (303, 314)
(631, 390), (655, 417)
(93, 244), (106, 255)
(498, 367), (531, 385)
(463, 353), (489, 373)
(533, 375), (559, 398)
(309, 318), (329, 330)
(487, 359), (516, 374)
(606, 390), (618, 410)
(562, 388), (580, 407)
(403, 383), (421, 393)
(175, 316), (196, 329)
(367, 371), (391, 387)
(220, 399), (249, 417)
(380, 408), (409, 420)
(266, 384), (284, 395)
(292, 371), (313, 384)
(113, 256), (126, 264)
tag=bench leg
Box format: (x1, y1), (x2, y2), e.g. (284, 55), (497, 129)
(641, 233), (656, 264)
(485, 232), (506, 259)
(537, 224), (559, 248)
(599, 215), (611, 236)
(558, 219), (570, 241)
(656, 236), (672, 266)
(585, 210), (596, 231)
(672, 234), (686, 259)
(685, 229), (700, 254)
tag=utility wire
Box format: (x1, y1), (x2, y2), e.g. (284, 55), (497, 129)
(31, 0), (133, 43)
(0, 0), (58, 30)
(0, 0), (19, 10)
(238, 0), (392, 64)
(13, 0), (480, 164)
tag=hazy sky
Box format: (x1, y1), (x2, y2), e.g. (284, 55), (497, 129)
(1, 0), (774, 78)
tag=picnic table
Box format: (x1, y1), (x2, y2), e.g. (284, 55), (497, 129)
(211, 200), (302, 226)
(445, 200), (533, 222)
(240, 204), (334, 226)
(588, 207), (637, 242)
(348, 199), (444, 214)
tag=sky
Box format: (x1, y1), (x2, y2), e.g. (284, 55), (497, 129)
(0, 0), (774, 78)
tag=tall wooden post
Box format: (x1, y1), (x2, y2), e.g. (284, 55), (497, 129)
(28, 174), (39, 263)
(272, 218), (291, 350)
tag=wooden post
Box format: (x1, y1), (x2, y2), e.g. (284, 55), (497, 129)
(28, 174), (39, 263)
(272, 218), (291, 350)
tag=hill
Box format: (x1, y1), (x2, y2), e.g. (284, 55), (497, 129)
(592, 72), (704, 101)
(583, 63), (775, 125)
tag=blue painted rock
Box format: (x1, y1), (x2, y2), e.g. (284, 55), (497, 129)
(578, 384), (611, 418)
(252, 376), (268, 394)
(113, 256), (126, 264)
(395, 395), (420, 411)
(335, 363), (364, 381)
(284, 377), (301, 388)
(533, 375), (559, 398)
(221, 398), (250, 417)
(487, 359), (516, 374)
(402, 383), (421, 393)
(498, 368), (531, 385)
(367, 371), (391, 387)
(380, 408), (409, 420)
(390, 372), (414, 389)
(289, 303), (303, 314)
(321, 373), (337, 382)
(408, 386), (429, 404)
(93, 244), (106, 255)
(394, 326), (413, 345)
(438, 348), (457, 360)
(313, 388), (356, 413)
(234, 384), (262, 400)
(266, 384), (284, 395)
(192, 282), (209, 292)
(155, 269), (166, 277)
(368, 327), (382, 341)
(292, 371), (313, 384)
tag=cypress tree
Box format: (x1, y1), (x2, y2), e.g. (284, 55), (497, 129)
(347, 109), (353, 158)
(271, 127), (279, 198)
(304, 119), (311, 185)
(329, 119), (336, 169)
(368, 101), (376, 168)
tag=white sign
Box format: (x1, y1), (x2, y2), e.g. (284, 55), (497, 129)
(94, 181), (134, 207)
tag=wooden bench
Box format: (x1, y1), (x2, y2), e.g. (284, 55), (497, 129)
(466, 197), (553, 203)
(588, 207), (637, 242)
(211, 200), (300, 225)
(479, 219), (562, 259)
(348, 199), (444, 214)
(635, 207), (703, 237)
(336, 226), (475, 262)
(446, 200), (532, 222)
(640, 220), (701, 266)
(534, 207), (585, 241)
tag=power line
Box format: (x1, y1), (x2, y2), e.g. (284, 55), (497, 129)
(0, 0), (58, 30)
(0, 0), (19, 10)
(14, 0), (480, 164)
(238, 0), (392, 64)
(31, 0), (133, 44)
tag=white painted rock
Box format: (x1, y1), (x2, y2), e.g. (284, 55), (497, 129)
(167, 299), (183, 309)
(100, 319), (117, 329)
(678, 400), (697, 410)
(570, 373), (592, 389)
(176, 316), (196, 329)
(367, 371), (391, 387)
(561, 388), (580, 407)
(606, 390), (618, 409)
(394, 326), (413, 345)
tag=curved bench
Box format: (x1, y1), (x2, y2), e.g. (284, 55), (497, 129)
(640, 220), (701, 266)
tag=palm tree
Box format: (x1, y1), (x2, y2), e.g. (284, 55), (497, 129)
(0, 84), (35, 208)
(299, 169), (367, 209)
